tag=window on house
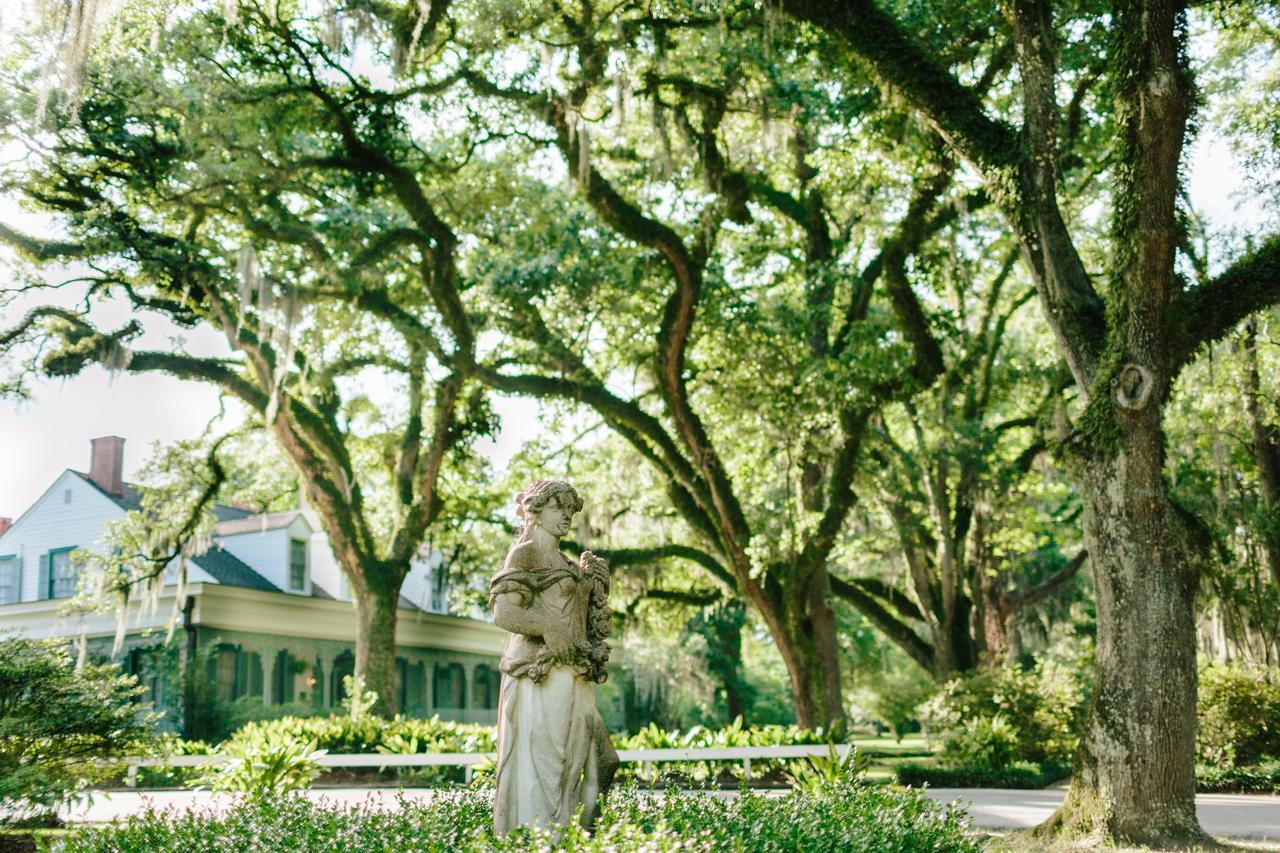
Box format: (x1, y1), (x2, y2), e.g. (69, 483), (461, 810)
(50, 549), (76, 599)
(288, 540), (307, 591)
(433, 662), (466, 709)
(330, 650), (355, 704)
(0, 556), (17, 604)
(473, 664), (500, 710)
(214, 645), (238, 702)
(126, 647), (163, 705)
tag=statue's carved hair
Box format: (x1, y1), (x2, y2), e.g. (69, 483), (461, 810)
(515, 479), (583, 522)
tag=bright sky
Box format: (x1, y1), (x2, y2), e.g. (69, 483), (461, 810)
(0, 19), (1270, 520)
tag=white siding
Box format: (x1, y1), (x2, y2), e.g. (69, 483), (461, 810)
(0, 471), (126, 604)
(215, 515), (313, 593)
(401, 550), (450, 614)
(216, 526), (288, 591)
(304, 520), (349, 601)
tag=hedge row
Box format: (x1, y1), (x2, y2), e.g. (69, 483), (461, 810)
(57, 784), (978, 852)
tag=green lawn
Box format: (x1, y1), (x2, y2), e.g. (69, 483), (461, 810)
(847, 735), (938, 784)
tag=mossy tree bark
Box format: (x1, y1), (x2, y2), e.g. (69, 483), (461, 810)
(781, 0), (1280, 842)
(352, 573), (404, 712)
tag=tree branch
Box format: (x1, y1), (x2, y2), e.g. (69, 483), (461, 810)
(1170, 236), (1280, 368)
(1005, 549), (1087, 608)
(0, 222), (86, 260)
(830, 573), (935, 671)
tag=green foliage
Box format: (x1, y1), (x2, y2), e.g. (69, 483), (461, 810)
(896, 761), (1071, 790)
(59, 783), (978, 852)
(196, 737), (327, 799)
(919, 663), (1086, 765)
(228, 714), (496, 757)
(1197, 662), (1280, 766)
(1196, 759), (1280, 794)
(783, 743), (871, 793)
(616, 718), (828, 783)
(939, 714), (1020, 772)
(340, 675), (379, 724)
(855, 669), (935, 740)
(147, 717), (854, 788)
(0, 635), (157, 825)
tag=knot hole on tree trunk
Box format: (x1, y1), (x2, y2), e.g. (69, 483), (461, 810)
(1113, 363), (1154, 411)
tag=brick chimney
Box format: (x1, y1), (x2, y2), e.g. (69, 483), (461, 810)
(89, 436), (126, 497)
(0, 518), (11, 538)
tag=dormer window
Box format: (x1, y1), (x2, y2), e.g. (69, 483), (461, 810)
(288, 539), (307, 592)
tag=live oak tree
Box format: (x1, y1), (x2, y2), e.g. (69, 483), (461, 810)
(0, 4), (493, 715)
(447, 0), (1017, 729)
(780, 0), (1280, 844)
(866, 232), (1088, 677)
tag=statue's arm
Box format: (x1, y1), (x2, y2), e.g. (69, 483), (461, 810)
(493, 590), (577, 653)
(492, 591), (545, 637)
(491, 545), (579, 653)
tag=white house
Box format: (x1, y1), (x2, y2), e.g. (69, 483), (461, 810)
(0, 436), (507, 729)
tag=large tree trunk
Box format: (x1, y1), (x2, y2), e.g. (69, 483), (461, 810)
(1042, 437), (1207, 846)
(353, 575), (402, 716)
(771, 565), (846, 731)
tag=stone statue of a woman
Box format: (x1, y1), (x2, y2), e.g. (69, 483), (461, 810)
(489, 479), (618, 834)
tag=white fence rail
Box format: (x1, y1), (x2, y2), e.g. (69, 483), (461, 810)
(125, 744), (854, 788)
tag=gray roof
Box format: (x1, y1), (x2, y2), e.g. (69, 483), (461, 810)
(73, 471), (143, 511)
(212, 504), (255, 522)
(192, 546), (281, 592)
(73, 471), (254, 523)
(214, 510), (307, 536)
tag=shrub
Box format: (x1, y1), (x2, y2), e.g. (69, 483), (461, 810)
(918, 663), (1084, 764)
(614, 717), (828, 782)
(0, 635), (158, 825)
(58, 782), (979, 852)
(939, 714), (1020, 771)
(1196, 759), (1280, 794)
(196, 736), (327, 798)
(896, 761), (1070, 789)
(1197, 662), (1280, 766)
(783, 744), (871, 792)
(143, 718), (866, 789)
(857, 670), (934, 740)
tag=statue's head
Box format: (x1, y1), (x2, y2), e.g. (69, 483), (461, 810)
(516, 480), (583, 539)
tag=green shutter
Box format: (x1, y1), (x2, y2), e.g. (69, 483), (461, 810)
(234, 648), (248, 700)
(37, 553), (50, 600)
(249, 652), (263, 697)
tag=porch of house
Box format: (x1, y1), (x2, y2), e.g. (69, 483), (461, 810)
(119, 627), (503, 726)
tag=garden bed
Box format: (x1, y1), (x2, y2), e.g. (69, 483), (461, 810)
(49, 784), (977, 852)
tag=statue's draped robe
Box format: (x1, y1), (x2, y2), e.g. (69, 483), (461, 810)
(490, 564), (614, 833)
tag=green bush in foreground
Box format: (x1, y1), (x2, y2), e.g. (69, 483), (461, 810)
(55, 783), (977, 852)
(0, 635), (157, 826)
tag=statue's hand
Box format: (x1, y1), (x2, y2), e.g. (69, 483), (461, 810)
(579, 550), (609, 580)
